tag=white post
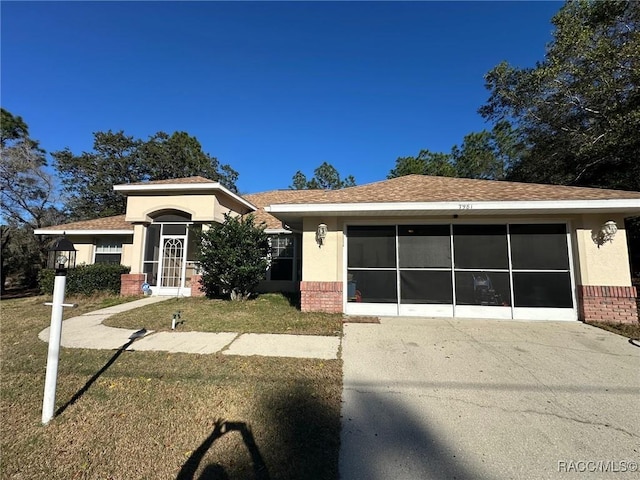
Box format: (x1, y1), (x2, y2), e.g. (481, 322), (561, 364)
(42, 273), (67, 424)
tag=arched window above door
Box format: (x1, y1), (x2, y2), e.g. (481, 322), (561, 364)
(150, 210), (192, 223)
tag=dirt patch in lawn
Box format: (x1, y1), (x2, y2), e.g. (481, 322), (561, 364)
(342, 316), (380, 324)
(589, 321), (640, 340)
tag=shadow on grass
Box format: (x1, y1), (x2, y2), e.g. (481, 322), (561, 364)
(55, 339), (134, 418)
(0, 287), (41, 300)
(258, 382), (340, 480)
(176, 381), (339, 479)
(279, 291), (301, 309)
(176, 419), (269, 480)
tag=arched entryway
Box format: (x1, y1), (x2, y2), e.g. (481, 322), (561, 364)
(142, 210), (201, 296)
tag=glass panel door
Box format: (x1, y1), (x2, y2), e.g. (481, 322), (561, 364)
(160, 236), (186, 290)
(140, 214), (194, 296)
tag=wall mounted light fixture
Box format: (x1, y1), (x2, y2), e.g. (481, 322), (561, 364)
(594, 220), (618, 247)
(316, 223), (328, 246)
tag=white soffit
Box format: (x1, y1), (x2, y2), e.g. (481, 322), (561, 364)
(113, 182), (257, 212)
(265, 199), (640, 216)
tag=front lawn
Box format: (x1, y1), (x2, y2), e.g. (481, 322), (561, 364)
(104, 293), (343, 336)
(589, 321), (640, 340)
(1, 294), (342, 479)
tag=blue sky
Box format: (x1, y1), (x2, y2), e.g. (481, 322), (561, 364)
(2, 1), (563, 194)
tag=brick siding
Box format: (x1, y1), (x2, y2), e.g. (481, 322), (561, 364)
(120, 273), (145, 296)
(190, 274), (205, 297)
(578, 285), (639, 324)
(300, 281), (343, 313)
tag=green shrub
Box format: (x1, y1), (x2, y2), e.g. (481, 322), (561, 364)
(38, 268), (54, 295)
(196, 213), (269, 300)
(38, 264), (130, 296)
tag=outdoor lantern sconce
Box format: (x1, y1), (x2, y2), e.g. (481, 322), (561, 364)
(594, 220), (618, 247)
(316, 223), (328, 247)
(47, 234), (77, 272)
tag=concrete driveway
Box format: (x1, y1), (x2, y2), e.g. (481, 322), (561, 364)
(340, 318), (640, 479)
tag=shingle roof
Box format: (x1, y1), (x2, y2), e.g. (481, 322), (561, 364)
(243, 190), (322, 229)
(36, 176), (640, 233)
(36, 215), (132, 232)
(268, 175), (640, 204)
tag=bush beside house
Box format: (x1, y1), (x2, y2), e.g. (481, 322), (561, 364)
(39, 263), (130, 296)
(195, 214), (269, 300)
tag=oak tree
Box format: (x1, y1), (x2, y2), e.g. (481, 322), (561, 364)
(480, 0), (640, 191)
(53, 130), (239, 220)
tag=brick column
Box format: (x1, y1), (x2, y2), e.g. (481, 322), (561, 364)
(190, 274), (205, 297)
(300, 281), (343, 313)
(578, 285), (639, 324)
(120, 273), (145, 296)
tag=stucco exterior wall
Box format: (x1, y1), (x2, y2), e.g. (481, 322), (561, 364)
(124, 193), (247, 274)
(124, 194), (218, 222)
(302, 217), (343, 282)
(298, 213), (633, 289)
(127, 224), (146, 273)
(215, 196), (248, 222)
(119, 241), (134, 268)
(213, 196), (241, 223)
(572, 214), (631, 286)
(72, 237), (96, 265)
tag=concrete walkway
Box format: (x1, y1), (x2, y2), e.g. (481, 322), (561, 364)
(38, 296), (340, 360)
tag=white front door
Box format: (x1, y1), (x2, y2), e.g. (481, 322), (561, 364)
(157, 235), (189, 296)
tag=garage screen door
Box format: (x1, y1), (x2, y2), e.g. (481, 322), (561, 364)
(346, 224), (575, 320)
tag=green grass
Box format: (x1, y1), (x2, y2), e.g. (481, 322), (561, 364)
(104, 293), (343, 336)
(1, 294), (342, 479)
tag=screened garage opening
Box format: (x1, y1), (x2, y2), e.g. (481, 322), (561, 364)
(345, 223), (576, 320)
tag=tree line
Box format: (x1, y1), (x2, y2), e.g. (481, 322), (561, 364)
(2, 0), (638, 291)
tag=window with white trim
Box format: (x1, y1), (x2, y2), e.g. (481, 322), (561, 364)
(267, 235), (296, 281)
(95, 239), (123, 264)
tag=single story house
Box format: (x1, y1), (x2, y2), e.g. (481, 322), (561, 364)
(35, 175), (640, 324)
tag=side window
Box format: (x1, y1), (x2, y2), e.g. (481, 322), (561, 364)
(95, 239), (123, 264)
(268, 235), (295, 281)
